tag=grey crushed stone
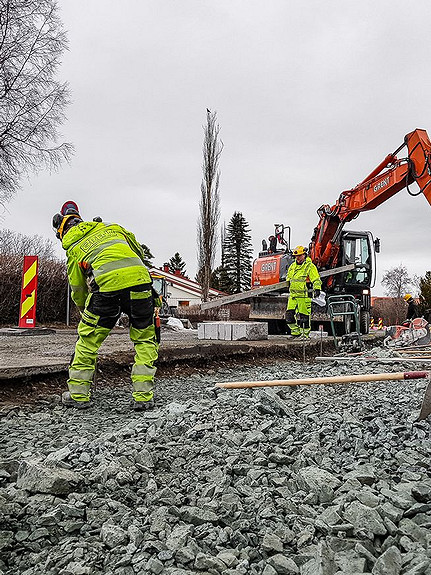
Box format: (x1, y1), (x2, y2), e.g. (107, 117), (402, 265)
(0, 357), (430, 574)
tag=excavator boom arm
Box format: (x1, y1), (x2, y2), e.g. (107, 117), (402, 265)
(310, 129), (431, 269)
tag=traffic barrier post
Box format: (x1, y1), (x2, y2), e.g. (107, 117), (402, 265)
(18, 255), (39, 329)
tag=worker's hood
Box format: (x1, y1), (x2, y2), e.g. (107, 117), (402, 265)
(61, 221), (101, 250)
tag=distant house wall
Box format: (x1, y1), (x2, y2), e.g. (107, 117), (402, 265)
(149, 267), (226, 308)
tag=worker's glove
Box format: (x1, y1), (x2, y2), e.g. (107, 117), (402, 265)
(313, 289), (321, 298)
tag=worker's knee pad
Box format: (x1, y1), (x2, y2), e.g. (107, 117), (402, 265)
(87, 292), (121, 329)
(297, 313), (310, 328)
(129, 288), (154, 330)
(285, 309), (296, 324)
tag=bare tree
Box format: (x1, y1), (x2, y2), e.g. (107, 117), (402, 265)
(381, 264), (413, 298)
(197, 109), (222, 301)
(0, 228), (56, 258)
(0, 0), (73, 206)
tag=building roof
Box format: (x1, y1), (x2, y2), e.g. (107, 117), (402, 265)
(149, 267), (227, 298)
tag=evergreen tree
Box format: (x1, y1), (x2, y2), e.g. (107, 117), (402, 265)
(140, 244), (154, 268)
(419, 271), (431, 318)
(168, 252), (187, 276)
(224, 212), (253, 293)
(210, 265), (233, 293)
(210, 223), (233, 292)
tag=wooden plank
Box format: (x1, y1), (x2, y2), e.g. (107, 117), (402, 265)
(215, 370), (428, 389)
(201, 263), (356, 311)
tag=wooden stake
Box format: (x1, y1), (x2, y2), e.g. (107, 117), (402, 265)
(215, 371), (429, 389)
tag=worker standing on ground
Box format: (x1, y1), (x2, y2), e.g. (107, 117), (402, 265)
(404, 294), (419, 321)
(286, 245), (322, 338)
(52, 201), (159, 410)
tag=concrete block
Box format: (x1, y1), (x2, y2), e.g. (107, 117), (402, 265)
(232, 322), (268, 341)
(197, 324), (205, 340)
(218, 323), (232, 341)
(309, 330), (329, 338)
(203, 323), (220, 340)
(197, 321), (268, 341)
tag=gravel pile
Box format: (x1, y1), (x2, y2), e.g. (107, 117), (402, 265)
(0, 358), (430, 575)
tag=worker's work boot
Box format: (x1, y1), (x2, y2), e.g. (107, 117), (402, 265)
(132, 398), (155, 412)
(62, 391), (91, 410)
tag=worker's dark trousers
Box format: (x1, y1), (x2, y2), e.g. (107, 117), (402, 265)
(68, 283), (158, 403)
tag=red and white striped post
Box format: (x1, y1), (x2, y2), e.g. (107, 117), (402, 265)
(18, 256), (39, 329)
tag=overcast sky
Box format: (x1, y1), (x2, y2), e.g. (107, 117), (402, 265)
(2, 0), (431, 296)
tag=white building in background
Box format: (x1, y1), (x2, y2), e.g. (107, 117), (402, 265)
(149, 265), (226, 310)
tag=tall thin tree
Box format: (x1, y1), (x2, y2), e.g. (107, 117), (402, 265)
(0, 0), (73, 205)
(197, 109), (223, 301)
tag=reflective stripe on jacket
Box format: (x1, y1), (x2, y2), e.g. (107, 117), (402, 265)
(62, 221), (151, 309)
(286, 256), (322, 298)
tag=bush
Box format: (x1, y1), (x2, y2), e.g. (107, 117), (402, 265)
(371, 297), (406, 326)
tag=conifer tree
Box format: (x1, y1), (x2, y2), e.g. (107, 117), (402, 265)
(210, 265), (233, 293)
(168, 252), (187, 276)
(224, 212), (253, 293)
(140, 244), (154, 268)
(419, 271), (431, 314)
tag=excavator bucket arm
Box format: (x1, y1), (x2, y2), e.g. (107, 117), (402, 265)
(310, 128), (431, 269)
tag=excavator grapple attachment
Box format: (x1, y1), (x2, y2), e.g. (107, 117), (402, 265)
(405, 129), (431, 206)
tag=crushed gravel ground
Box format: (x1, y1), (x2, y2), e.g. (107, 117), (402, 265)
(0, 356), (430, 575)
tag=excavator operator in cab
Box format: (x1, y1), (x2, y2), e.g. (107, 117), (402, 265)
(285, 245), (321, 338)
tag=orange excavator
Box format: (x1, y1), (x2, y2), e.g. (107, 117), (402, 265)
(205, 129), (431, 334)
(250, 128), (431, 333)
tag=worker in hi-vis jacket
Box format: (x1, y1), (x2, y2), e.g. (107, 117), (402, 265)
(52, 201), (160, 411)
(285, 245), (322, 338)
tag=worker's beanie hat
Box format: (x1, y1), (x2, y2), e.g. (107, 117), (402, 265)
(60, 201), (81, 217)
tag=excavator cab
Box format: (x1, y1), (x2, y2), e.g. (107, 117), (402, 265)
(339, 231), (375, 288)
(328, 230), (376, 334)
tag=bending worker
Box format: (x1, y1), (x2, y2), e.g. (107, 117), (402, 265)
(52, 201), (159, 410)
(403, 294), (419, 321)
(286, 245), (321, 338)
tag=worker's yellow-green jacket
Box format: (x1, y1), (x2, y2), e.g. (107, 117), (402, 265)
(62, 221), (152, 309)
(286, 256), (321, 298)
